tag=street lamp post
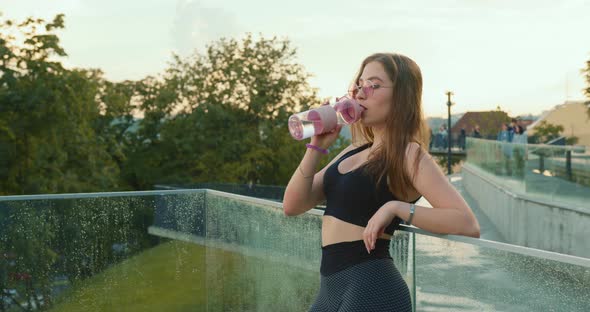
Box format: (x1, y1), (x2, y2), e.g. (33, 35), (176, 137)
(446, 91), (454, 175)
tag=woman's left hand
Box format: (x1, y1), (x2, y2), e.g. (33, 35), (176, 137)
(363, 201), (398, 254)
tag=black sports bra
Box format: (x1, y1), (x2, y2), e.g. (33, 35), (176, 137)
(322, 143), (420, 235)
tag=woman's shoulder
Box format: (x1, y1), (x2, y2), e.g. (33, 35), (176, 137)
(405, 141), (425, 152)
(405, 142), (431, 161)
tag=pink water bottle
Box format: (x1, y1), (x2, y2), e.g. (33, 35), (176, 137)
(288, 97), (365, 140)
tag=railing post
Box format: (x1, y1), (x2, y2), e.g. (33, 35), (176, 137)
(566, 150), (572, 181)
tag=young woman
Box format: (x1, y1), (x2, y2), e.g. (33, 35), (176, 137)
(283, 53), (480, 312)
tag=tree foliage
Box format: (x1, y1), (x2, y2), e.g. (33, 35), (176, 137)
(124, 33), (343, 188)
(0, 14), (124, 195)
(530, 120), (578, 145)
(0, 13), (348, 193)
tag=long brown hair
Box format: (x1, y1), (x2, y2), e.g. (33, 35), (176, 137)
(350, 53), (429, 201)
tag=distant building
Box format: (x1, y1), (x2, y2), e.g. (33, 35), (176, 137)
(527, 101), (590, 147)
(450, 111), (512, 139)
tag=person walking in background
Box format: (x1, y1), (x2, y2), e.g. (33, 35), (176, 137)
(508, 118), (518, 142)
(459, 128), (466, 150)
(441, 125), (448, 149)
(497, 123), (511, 143)
(435, 125), (444, 149)
(512, 125), (527, 178)
(516, 118), (527, 134)
(472, 125), (482, 139)
(512, 125), (527, 145)
(429, 127), (434, 150)
(497, 123), (513, 175)
(283, 52), (480, 312)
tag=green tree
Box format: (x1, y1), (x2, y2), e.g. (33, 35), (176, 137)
(0, 14), (165, 310)
(124, 34), (341, 188)
(0, 14), (141, 309)
(532, 120), (563, 143)
(565, 136), (579, 145)
(0, 14), (122, 195)
(95, 80), (138, 179)
(530, 120), (578, 145)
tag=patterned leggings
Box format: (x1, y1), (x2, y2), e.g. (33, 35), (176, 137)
(309, 258), (412, 312)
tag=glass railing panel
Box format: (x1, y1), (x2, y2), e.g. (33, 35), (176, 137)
(528, 144), (590, 206)
(202, 192), (319, 311)
(199, 191), (417, 311)
(0, 191), (209, 311)
(0, 194), (155, 310)
(466, 138), (590, 208)
(411, 229), (590, 311)
(3, 190), (588, 311)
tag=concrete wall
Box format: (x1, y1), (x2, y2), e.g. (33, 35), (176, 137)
(462, 163), (590, 258)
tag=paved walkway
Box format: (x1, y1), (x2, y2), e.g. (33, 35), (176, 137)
(414, 173), (506, 243)
(410, 174), (589, 311)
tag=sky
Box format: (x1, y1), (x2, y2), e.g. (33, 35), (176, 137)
(3, 0), (590, 118)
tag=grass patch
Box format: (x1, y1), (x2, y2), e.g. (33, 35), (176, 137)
(50, 241), (209, 312)
(49, 240), (319, 311)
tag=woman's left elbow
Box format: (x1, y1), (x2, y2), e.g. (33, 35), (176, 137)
(466, 223), (481, 238)
(461, 215), (480, 238)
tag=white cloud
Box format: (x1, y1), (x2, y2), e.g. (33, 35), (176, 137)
(171, 0), (239, 56)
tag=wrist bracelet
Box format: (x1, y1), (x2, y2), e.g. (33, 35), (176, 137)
(306, 143), (329, 155)
(406, 203), (415, 226)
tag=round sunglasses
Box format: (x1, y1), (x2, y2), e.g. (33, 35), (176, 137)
(349, 79), (393, 98)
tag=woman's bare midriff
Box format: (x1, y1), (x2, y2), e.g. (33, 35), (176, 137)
(321, 215), (392, 247)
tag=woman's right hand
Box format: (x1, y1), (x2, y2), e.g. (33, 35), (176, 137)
(310, 124), (343, 150)
(310, 99), (344, 150)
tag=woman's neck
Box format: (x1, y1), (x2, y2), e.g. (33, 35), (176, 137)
(370, 126), (385, 153)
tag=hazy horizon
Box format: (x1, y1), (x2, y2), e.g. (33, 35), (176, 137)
(3, 0), (590, 118)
